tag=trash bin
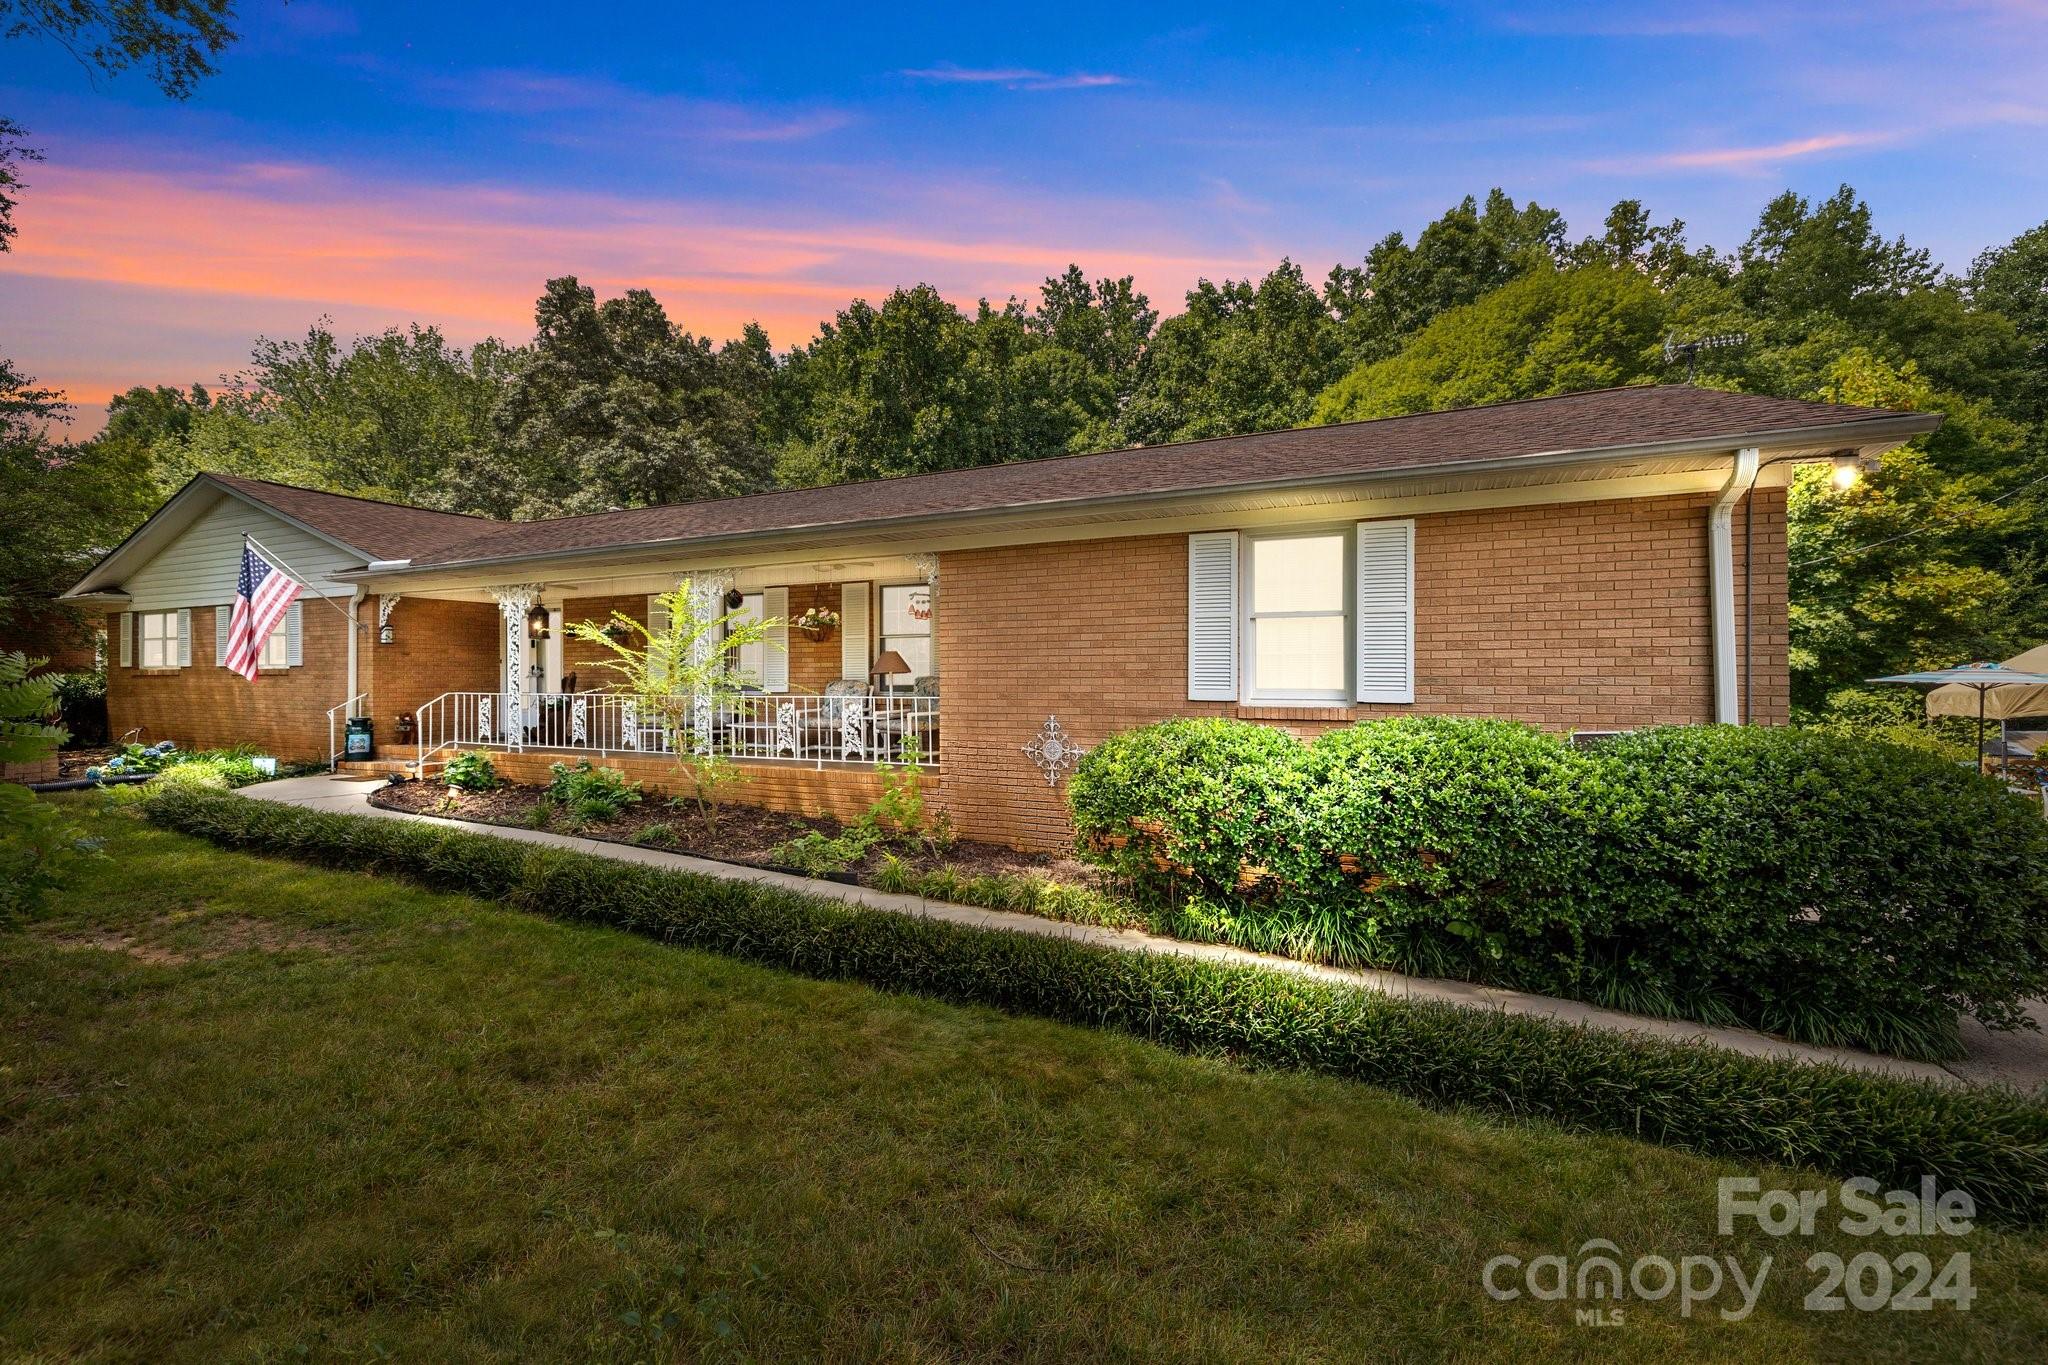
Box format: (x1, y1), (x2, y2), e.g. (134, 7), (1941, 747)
(345, 716), (374, 760)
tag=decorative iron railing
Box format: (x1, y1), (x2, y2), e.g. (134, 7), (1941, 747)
(413, 689), (939, 771)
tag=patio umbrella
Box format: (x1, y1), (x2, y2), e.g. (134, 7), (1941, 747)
(1868, 660), (2048, 769)
(1926, 643), (2048, 723)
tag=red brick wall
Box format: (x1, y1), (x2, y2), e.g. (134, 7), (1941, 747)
(104, 604), (348, 759)
(485, 750), (925, 824)
(1, 607), (98, 673)
(361, 596), (501, 741)
(933, 490), (1789, 851)
(561, 595), (644, 689)
(784, 583), (848, 692)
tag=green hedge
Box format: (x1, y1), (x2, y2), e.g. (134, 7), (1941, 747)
(1069, 717), (2048, 1060)
(143, 786), (2048, 1227)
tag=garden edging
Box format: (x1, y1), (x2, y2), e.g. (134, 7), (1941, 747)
(239, 774), (1965, 1086)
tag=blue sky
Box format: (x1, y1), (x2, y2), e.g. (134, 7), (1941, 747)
(3, 0), (2044, 427)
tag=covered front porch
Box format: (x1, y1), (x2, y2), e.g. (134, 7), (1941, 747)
(354, 553), (942, 775)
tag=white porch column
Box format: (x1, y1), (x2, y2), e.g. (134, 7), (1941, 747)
(687, 570), (737, 753)
(489, 584), (545, 747)
(1708, 448), (1759, 725)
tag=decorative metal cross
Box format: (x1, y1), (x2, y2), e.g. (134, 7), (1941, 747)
(1022, 715), (1083, 786)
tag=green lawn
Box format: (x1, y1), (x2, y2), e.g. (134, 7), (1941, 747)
(4, 802), (2046, 1361)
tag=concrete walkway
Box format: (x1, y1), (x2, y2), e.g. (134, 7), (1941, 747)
(241, 774), (2048, 1091)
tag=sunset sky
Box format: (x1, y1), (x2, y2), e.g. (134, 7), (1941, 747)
(4, 0), (2044, 433)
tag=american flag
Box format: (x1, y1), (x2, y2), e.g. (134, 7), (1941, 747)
(224, 539), (302, 681)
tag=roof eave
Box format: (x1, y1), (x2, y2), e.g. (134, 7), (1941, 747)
(340, 410), (1942, 585)
(60, 472), (383, 600)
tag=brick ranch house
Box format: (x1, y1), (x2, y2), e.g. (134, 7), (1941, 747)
(61, 385), (1939, 852)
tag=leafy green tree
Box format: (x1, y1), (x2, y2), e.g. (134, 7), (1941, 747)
(1735, 185), (1940, 326)
(154, 322), (513, 504)
(1, 2), (239, 247)
(1323, 190), (1567, 368)
(0, 362), (156, 644)
(1567, 198), (1726, 288)
(565, 582), (776, 829)
(1787, 349), (2047, 707)
(1313, 266), (1669, 422)
(0, 648), (99, 929)
(772, 283), (997, 486)
(0, 117), (40, 253)
(1122, 260), (1342, 444)
(1967, 220), (2048, 426)
(2, 1), (236, 98)
(455, 278), (766, 517)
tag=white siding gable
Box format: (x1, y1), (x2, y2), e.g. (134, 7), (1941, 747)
(122, 492), (361, 611)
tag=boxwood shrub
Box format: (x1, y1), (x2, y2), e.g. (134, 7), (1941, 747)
(141, 785), (2048, 1227)
(1068, 717), (2048, 1060)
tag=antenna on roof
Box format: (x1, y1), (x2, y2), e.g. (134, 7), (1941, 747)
(1662, 331), (1746, 383)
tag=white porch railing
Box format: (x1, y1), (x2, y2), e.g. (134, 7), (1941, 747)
(413, 690), (939, 771)
(326, 691), (369, 770)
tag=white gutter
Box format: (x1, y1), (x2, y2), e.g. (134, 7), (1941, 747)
(1708, 448), (1759, 724)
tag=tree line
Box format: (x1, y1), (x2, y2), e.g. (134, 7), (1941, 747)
(5, 185), (2045, 716)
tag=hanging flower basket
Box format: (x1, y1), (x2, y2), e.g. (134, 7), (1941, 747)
(792, 606), (840, 642)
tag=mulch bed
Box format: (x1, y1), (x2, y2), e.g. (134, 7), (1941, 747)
(369, 777), (1096, 890)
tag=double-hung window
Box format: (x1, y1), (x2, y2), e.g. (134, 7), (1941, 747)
(1244, 531), (1349, 701)
(138, 612), (178, 668)
(878, 582), (934, 689)
(1188, 519), (1414, 705)
(257, 620), (290, 670)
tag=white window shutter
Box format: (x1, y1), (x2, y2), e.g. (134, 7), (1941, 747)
(761, 587), (789, 692)
(118, 613), (132, 668)
(285, 601), (304, 667)
(1187, 532), (1239, 701)
(215, 607), (230, 666)
(1354, 519), (1415, 704)
(176, 609), (192, 667)
(646, 593), (671, 686)
(840, 581), (870, 682)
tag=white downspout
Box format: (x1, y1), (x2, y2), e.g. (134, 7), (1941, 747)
(1708, 448), (1759, 725)
(346, 586), (364, 707)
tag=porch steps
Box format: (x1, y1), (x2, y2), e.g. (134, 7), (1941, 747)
(335, 759), (417, 779)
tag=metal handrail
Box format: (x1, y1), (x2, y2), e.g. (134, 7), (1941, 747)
(325, 691), (369, 770)
(413, 688), (939, 770)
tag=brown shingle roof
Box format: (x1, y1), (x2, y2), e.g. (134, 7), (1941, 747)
(210, 475), (495, 561)
(394, 385), (1932, 571)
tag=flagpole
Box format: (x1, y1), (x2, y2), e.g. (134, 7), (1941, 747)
(245, 534), (366, 631)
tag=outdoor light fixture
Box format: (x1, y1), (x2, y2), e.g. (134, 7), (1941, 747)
(1830, 450), (1879, 490)
(526, 603), (550, 639)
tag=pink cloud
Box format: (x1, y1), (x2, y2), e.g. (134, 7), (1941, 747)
(1582, 130), (1899, 174)
(0, 151), (1279, 432)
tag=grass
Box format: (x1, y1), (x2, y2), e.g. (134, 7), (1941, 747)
(4, 801), (2047, 1360)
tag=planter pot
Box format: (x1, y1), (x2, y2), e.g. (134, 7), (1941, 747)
(797, 624), (835, 643)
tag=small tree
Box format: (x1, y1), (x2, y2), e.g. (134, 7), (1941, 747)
(564, 581), (779, 832)
(0, 652), (98, 928)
